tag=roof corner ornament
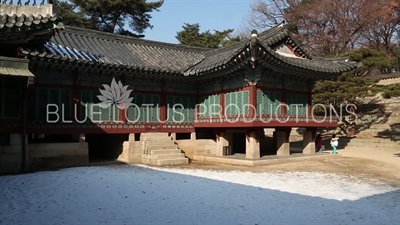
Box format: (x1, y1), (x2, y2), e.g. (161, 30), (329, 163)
(249, 29), (258, 69)
(250, 29), (258, 49)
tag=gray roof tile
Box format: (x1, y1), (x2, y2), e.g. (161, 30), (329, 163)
(19, 24), (357, 77)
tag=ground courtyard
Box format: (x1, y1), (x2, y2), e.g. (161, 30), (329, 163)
(0, 148), (399, 224)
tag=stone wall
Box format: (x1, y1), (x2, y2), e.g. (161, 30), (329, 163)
(0, 134), (24, 174)
(175, 139), (216, 159)
(117, 134), (142, 163)
(29, 139), (88, 171)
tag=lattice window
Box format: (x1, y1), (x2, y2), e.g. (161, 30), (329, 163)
(28, 88), (71, 121)
(200, 94), (220, 117)
(256, 90), (281, 115)
(225, 91), (250, 116)
(286, 93), (307, 115)
(126, 94), (160, 122)
(81, 90), (119, 122)
(167, 96), (195, 122)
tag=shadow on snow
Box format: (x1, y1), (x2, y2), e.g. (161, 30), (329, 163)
(0, 164), (399, 225)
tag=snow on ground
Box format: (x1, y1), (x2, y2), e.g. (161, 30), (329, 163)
(0, 164), (399, 225)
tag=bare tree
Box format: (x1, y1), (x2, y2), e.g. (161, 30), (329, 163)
(287, 0), (394, 56)
(239, 0), (301, 35)
(360, 0), (399, 54)
(241, 0), (398, 57)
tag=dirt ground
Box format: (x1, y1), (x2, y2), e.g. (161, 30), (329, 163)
(166, 149), (400, 187)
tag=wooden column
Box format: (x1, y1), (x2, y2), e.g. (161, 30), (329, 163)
(160, 80), (167, 123)
(73, 69), (81, 122)
(160, 94), (167, 122)
(220, 92), (225, 118)
(119, 108), (127, 123)
(21, 78), (28, 172)
(307, 89), (312, 117)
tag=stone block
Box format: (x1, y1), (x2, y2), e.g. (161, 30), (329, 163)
(245, 132), (260, 159)
(302, 131), (316, 154)
(4, 145), (22, 154)
(0, 162), (20, 174)
(276, 131), (290, 156)
(9, 134), (22, 146)
(1, 153), (21, 163)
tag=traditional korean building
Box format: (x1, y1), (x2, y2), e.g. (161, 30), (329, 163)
(0, 1), (357, 174)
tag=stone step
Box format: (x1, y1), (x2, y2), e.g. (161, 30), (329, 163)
(357, 129), (398, 133)
(155, 158), (189, 166)
(346, 144), (400, 149)
(141, 132), (170, 137)
(335, 142), (399, 147)
(151, 153), (185, 160)
(148, 140), (176, 145)
(348, 139), (399, 143)
(347, 141), (400, 145)
(342, 147), (400, 151)
(150, 149), (182, 155)
(142, 137), (172, 141)
(147, 145), (179, 150)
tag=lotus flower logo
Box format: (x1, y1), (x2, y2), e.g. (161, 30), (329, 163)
(97, 78), (133, 109)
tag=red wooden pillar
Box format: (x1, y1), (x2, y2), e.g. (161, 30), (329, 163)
(307, 89), (312, 117)
(160, 93), (167, 123)
(119, 108), (126, 123)
(220, 92), (225, 118)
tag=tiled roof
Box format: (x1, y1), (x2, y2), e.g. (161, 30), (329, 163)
(0, 3), (60, 30)
(21, 26), (207, 74)
(185, 25), (357, 75)
(0, 56), (34, 77)
(0, 13), (58, 29)
(0, 66), (34, 77)
(19, 23), (357, 77)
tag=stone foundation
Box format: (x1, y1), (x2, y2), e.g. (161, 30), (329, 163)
(0, 134), (24, 174)
(117, 134), (142, 163)
(29, 141), (88, 171)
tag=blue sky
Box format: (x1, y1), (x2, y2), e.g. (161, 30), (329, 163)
(20, 0), (251, 44)
(143, 0), (250, 43)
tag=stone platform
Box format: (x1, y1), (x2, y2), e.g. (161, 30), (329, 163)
(193, 152), (333, 166)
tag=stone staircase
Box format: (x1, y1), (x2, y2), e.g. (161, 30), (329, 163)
(141, 133), (189, 166)
(336, 137), (400, 150)
(331, 99), (400, 151)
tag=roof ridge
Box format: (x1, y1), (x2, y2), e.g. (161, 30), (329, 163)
(62, 25), (211, 54)
(258, 23), (288, 38)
